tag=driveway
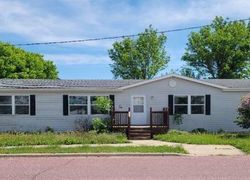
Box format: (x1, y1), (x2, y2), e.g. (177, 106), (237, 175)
(0, 156), (249, 180)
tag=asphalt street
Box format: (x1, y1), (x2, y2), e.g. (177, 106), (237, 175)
(0, 156), (249, 180)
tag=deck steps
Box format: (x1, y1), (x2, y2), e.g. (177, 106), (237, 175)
(128, 127), (152, 140)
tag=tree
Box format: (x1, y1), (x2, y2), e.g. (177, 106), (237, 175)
(179, 66), (201, 79)
(182, 16), (250, 79)
(235, 94), (250, 129)
(0, 42), (58, 79)
(109, 26), (169, 79)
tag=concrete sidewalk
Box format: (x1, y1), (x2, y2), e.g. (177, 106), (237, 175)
(130, 140), (245, 156)
(1, 140), (245, 156)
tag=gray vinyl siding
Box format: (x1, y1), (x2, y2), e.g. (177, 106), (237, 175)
(115, 77), (248, 132)
(0, 92), (109, 132)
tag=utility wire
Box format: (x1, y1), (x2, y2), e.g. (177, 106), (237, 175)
(10, 18), (250, 46)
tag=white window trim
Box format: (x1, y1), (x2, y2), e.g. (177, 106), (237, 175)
(173, 95), (189, 114)
(0, 95), (30, 116)
(90, 96), (109, 115)
(0, 95), (13, 115)
(68, 95), (88, 116)
(14, 95), (30, 115)
(68, 95), (109, 116)
(190, 95), (205, 115)
(173, 95), (205, 115)
(131, 95), (146, 114)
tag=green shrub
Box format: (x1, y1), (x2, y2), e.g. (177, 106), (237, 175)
(45, 126), (54, 133)
(173, 114), (183, 125)
(235, 94), (250, 129)
(74, 117), (91, 132)
(191, 128), (207, 133)
(217, 129), (225, 134)
(92, 118), (107, 133)
(168, 130), (188, 135)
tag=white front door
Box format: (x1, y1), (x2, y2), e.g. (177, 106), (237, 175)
(131, 96), (146, 125)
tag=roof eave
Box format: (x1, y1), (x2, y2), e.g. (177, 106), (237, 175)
(118, 74), (228, 90)
(222, 88), (250, 92)
(0, 88), (122, 93)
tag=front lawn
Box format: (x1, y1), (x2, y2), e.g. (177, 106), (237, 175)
(154, 130), (250, 154)
(0, 132), (128, 147)
(0, 145), (186, 154)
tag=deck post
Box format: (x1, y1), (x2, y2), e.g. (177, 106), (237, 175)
(166, 107), (169, 131)
(128, 107), (131, 139)
(111, 106), (115, 132)
(150, 107), (153, 139)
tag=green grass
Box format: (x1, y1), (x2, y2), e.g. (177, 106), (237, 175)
(0, 132), (128, 147)
(154, 130), (250, 154)
(0, 145), (186, 154)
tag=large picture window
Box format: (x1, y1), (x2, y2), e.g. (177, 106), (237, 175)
(15, 96), (30, 115)
(69, 96), (87, 115)
(0, 96), (12, 114)
(91, 96), (109, 114)
(191, 96), (205, 114)
(173, 95), (205, 115)
(174, 96), (188, 114)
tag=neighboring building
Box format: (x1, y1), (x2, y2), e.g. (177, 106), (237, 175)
(0, 74), (249, 132)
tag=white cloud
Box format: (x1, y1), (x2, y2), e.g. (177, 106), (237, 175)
(0, 0), (249, 50)
(2, 1), (249, 38)
(45, 54), (111, 65)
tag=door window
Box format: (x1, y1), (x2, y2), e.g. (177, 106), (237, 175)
(133, 97), (144, 113)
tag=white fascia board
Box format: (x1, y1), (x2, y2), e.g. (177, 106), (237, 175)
(222, 88), (250, 92)
(118, 74), (228, 90)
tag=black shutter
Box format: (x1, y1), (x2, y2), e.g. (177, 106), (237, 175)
(205, 95), (211, 115)
(109, 95), (115, 108)
(168, 95), (174, 115)
(63, 95), (69, 116)
(109, 95), (115, 115)
(30, 95), (36, 116)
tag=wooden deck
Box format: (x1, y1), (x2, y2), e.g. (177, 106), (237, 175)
(111, 107), (169, 139)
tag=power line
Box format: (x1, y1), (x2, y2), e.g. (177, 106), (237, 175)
(10, 18), (250, 46)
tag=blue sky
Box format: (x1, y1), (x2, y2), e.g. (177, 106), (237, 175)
(0, 0), (249, 79)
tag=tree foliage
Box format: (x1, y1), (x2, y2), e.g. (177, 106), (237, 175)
(236, 94), (250, 129)
(95, 96), (113, 113)
(182, 16), (250, 79)
(109, 26), (169, 79)
(179, 66), (201, 79)
(0, 42), (58, 79)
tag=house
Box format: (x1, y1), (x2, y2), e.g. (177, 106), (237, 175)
(0, 74), (249, 134)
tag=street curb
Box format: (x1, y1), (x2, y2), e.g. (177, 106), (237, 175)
(0, 153), (187, 158)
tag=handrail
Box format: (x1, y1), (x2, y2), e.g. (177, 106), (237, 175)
(150, 107), (153, 138)
(127, 107), (131, 139)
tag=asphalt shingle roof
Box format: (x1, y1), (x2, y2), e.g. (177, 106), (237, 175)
(0, 79), (143, 89)
(201, 79), (250, 88)
(1, 77), (250, 89)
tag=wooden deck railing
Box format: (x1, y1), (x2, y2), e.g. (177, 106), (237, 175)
(111, 108), (131, 127)
(111, 107), (131, 138)
(111, 107), (168, 139)
(150, 107), (169, 138)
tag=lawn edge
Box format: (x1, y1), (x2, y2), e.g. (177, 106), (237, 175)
(0, 152), (187, 158)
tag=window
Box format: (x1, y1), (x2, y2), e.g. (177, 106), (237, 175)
(0, 96), (12, 114)
(90, 96), (108, 114)
(133, 97), (144, 113)
(15, 96), (29, 115)
(191, 96), (205, 114)
(174, 96), (188, 114)
(69, 96), (87, 115)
